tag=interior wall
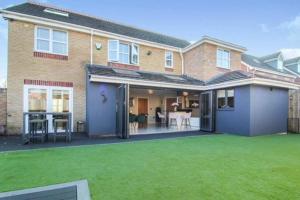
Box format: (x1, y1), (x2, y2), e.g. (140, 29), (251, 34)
(130, 88), (177, 124)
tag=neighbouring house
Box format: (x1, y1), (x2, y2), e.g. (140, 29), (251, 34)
(0, 1), (299, 138)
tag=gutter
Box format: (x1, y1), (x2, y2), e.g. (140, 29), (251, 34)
(90, 29), (93, 65)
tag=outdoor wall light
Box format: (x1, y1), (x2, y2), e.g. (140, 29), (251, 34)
(147, 50), (152, 56)
(95, 42), (102, 50)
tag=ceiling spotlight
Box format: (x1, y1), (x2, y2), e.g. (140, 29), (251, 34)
(148, 89), (154, 95)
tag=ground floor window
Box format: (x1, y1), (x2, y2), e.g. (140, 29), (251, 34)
(24, 85), (73, 132)
(217, 89), (234, 109)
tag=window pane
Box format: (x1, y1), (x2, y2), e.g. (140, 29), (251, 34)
(227, 89), (234, 108)
(53, 30), (67, 42)
(217, 90), (226, 109)
(53, 42), (67, 54)
(28, 89), (47, 112)
(109, 40), (118, 50)
(166, 60), (172, 66)
(52, 90), (69, 113)
(109, 51), (118, 61)
(119, 43), (129, 53)
(37, 39), (50, 51)
(119, 53), (129, 64)
(37, 28), (50, 39)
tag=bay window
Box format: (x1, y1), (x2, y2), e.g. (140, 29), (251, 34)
(108, 40), (139, 65)
(35, 26), (68, 55)
(217, 89), (234, 109)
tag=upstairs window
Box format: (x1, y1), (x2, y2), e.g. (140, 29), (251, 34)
(217, 49), (230, 69)
(108, 40), (139, 65)
(35, 26), (68, 55)
(119, 43), (130, 64)
(131, 44), (139, 65)
(165, 51), (173, 68)
(217, 89), (234, 109)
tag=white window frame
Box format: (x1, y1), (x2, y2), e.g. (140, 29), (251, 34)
(217, 48), (230, 69)
(23, 85), (73, 134)
(131, 43), (139, 65)
(165, 51), (174, 68)
(34, 26), (68, 56)
(108, 40), (140, 65)
(119, 43), (130, 64)
(108, 40), (119, 62)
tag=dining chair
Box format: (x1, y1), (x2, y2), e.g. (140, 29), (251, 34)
(181, 112), (192, 128)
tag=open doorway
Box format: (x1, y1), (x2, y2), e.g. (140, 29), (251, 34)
(129, 86), (201, 135)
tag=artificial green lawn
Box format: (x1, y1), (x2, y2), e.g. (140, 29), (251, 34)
(1, 134), (300, 200)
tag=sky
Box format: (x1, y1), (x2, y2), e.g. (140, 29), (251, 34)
(1, 0), (300, 85)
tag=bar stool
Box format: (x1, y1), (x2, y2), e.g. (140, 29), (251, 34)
(28, 118), (47, 143)
(53, 118), (71, 142)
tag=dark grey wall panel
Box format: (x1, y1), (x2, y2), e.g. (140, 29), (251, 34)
(215, 86), (251, 136)
(87, 82), (117, 136)
(250, 85), (288, 136)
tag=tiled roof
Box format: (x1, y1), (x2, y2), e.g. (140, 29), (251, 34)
(242, 54), (293, 75)
(4, 2), (190, 48)
(205, 71), (252, 85)
(86, 65), (205, 86)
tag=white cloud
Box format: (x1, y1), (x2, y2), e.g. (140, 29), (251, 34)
(281, 48), (300, 59)
(259, 24), (269, 33)
(279, 15), (300, 41)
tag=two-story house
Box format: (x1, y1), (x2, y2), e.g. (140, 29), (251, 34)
(1, 1), (299, 138)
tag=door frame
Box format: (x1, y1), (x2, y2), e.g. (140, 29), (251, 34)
(23, 84), (74, 133)
(200, 90), (215, 132)
(137, 97), (149, 115)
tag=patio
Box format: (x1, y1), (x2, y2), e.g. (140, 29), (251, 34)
(0, 130), (209, 152)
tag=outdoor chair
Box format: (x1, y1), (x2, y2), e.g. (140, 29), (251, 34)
(52, 117), (71, 143)
(28, 114), (47, 143)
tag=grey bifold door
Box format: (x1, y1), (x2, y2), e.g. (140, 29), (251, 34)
(200, 91), (215, 132)
(116, 84), (129, 139)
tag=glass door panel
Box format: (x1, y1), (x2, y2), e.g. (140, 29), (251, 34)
(52, 90), (70, 131)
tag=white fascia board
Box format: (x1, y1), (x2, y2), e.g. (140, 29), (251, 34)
(90, 74), (300, 91)
(183, 38), (247, 53)
(89, 75), (205, 91)
(1, 10), (181, 52)
(241, 61), (296, 78)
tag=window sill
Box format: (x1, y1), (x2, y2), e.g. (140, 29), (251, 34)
(217, 107), (234, 111)
(217, 65), (230, 70)
(33, 52), (68, 60)
(165, 67), (174, 72)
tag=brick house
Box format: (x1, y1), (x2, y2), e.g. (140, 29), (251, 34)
(0, 1), (299, 138)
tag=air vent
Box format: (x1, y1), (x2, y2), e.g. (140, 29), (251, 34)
(44, 8), (69, 17)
